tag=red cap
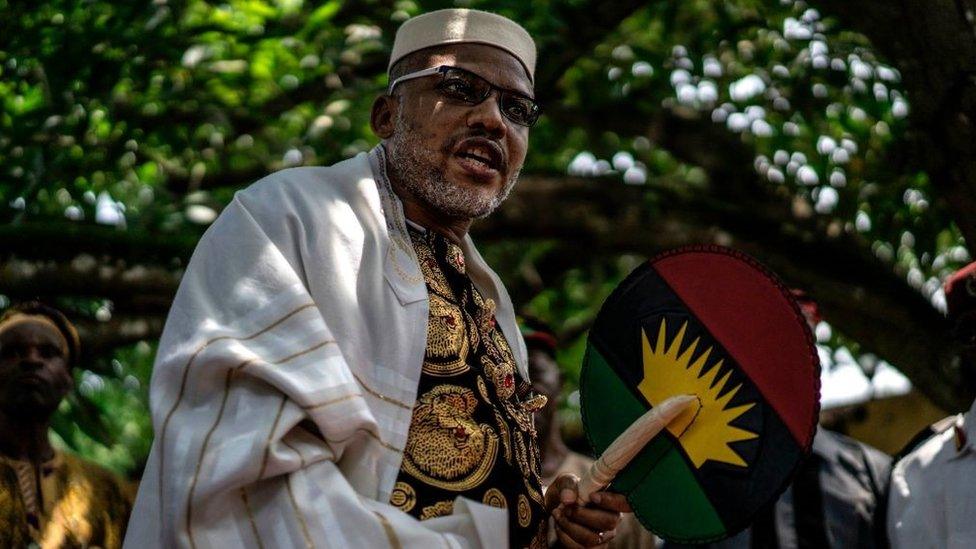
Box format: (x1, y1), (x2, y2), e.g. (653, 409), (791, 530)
(944, 262), (976, 321)
(790, 288), (822, 327)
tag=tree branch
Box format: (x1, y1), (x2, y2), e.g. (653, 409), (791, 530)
(0, 258), (179, 315)
(476, 173), (971, 410)
(0, 222), (197, 264)
(809, 0), (976, 248)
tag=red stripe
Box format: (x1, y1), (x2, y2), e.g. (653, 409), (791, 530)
(653, 249), (818, 446)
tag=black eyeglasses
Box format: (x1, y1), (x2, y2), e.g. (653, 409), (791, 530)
(388, 64), (542, 127)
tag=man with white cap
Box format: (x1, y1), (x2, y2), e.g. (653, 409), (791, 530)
(125, 8), (626, 548)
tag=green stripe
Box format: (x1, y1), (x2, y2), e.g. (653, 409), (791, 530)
(582, 343), (648, 452)
(630, 446), (727, 541)
(583, 344), (666, 490)
(582, 344), (726, 540)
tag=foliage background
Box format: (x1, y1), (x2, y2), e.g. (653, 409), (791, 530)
(2, 0), (975, 476)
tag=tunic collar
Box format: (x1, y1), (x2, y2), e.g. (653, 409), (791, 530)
(369, 144), (529, 381)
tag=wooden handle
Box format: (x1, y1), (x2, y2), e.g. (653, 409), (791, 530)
(577, 394), (697, 504)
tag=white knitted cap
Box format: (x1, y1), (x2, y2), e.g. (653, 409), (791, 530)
(389, 8), (536, 82)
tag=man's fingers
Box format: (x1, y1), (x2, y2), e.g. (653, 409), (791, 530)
(545, 473), (580, 511)
(563, 505), (622, 533)
(590, 491), (632, 513)
(554, 507), (613, 547)
(555, 527), (587, 549)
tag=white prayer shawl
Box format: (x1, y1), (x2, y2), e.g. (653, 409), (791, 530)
(125, 146), (528, 548)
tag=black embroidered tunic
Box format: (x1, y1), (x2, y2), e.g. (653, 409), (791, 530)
(390, 225), (547, 548)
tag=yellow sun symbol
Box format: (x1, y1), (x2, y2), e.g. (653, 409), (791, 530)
(638, 318), (758, 469)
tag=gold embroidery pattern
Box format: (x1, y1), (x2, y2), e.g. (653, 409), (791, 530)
(422, 294), (470, 377)
(513, 431), (535, 481)
(476, 376), (491, 403)
(491, 330), (516, 367)
(504, 399), (535, 435)
(481, 355), (516, 401)
(511, 427), (543, 488)
(413, 234), (453, 297)
(446, 242), (466, 274)
(529, 522), (549, 549)
(482, 488), (507, 509)
(420, 501), (455, 520)
(375, 146), (424, 288)
(401, 385), (499, 491)
(529, 436), (542, 482)
(472, 290), (494, 330)
(399, 218), (547, 544)
(493, 409), (513, 464)
(517, 494), (532, 528)
(521, 394), (549, 413)
(390, 482), (417, 513)
(524, 478), (545, 506)
(464, 308), (481, 350)
(387, 238), (425, 285)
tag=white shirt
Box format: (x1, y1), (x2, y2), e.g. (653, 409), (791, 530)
(125, 146), (527, 548)
(887, 397), (976, 549)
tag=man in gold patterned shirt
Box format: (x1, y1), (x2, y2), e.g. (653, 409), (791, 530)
(388, 224), (550, 547)
(372, 9), (631, 547)
(0, 302), (132, 548)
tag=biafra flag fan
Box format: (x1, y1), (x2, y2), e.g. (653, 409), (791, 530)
(580, 245), (820, 543)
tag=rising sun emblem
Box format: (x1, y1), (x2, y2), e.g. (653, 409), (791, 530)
(638, 318), (758, 469)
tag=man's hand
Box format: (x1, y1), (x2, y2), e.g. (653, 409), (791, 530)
(545, 473), (631, 548)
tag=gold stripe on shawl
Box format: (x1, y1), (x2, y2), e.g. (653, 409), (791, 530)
(285, 473), (315, 549)
(239, 487), (265, 549)
(350, 371), (413, 411)
(373, 510), (403, 549)
(186, 338), (333, 549)
(157, 303), (317, 519)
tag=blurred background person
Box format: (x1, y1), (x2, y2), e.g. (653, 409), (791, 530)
(0, 302), (132, 548)
(887, 263), (976, 548)
(523, 317), (660, 548)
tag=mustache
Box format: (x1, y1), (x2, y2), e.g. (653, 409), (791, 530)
(444, 132), (508, 172)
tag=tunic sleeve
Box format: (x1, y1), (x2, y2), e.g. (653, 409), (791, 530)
(124, 195), (504, 548)
(886, 434), (948, 549)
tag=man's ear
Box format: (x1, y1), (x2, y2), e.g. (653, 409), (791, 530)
(370, 94), (397, 139)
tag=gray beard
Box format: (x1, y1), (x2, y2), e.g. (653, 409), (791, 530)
(387, 112), (519, 219)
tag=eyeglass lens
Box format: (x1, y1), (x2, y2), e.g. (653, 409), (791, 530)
(436, 67), (540, 126)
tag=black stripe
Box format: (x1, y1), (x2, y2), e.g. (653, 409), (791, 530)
(750, 501), (779, 549)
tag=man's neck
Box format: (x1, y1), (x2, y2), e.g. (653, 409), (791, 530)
(0, 411), (54, 463)
(383, 153), (473, 245)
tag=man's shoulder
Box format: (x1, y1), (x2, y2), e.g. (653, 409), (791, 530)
(894, 415), (960, 462)
(816, 429), (890, 466)
(814, 429), (891, 497)
(892, 416), (962, 479)
(61, 451), (123, 482)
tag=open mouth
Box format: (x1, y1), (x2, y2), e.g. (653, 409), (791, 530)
(19, 374), (45, 385)
(454, 138), (504, 175)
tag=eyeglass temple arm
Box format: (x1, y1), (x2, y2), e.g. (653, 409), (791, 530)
(387, 66), (446, 94)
